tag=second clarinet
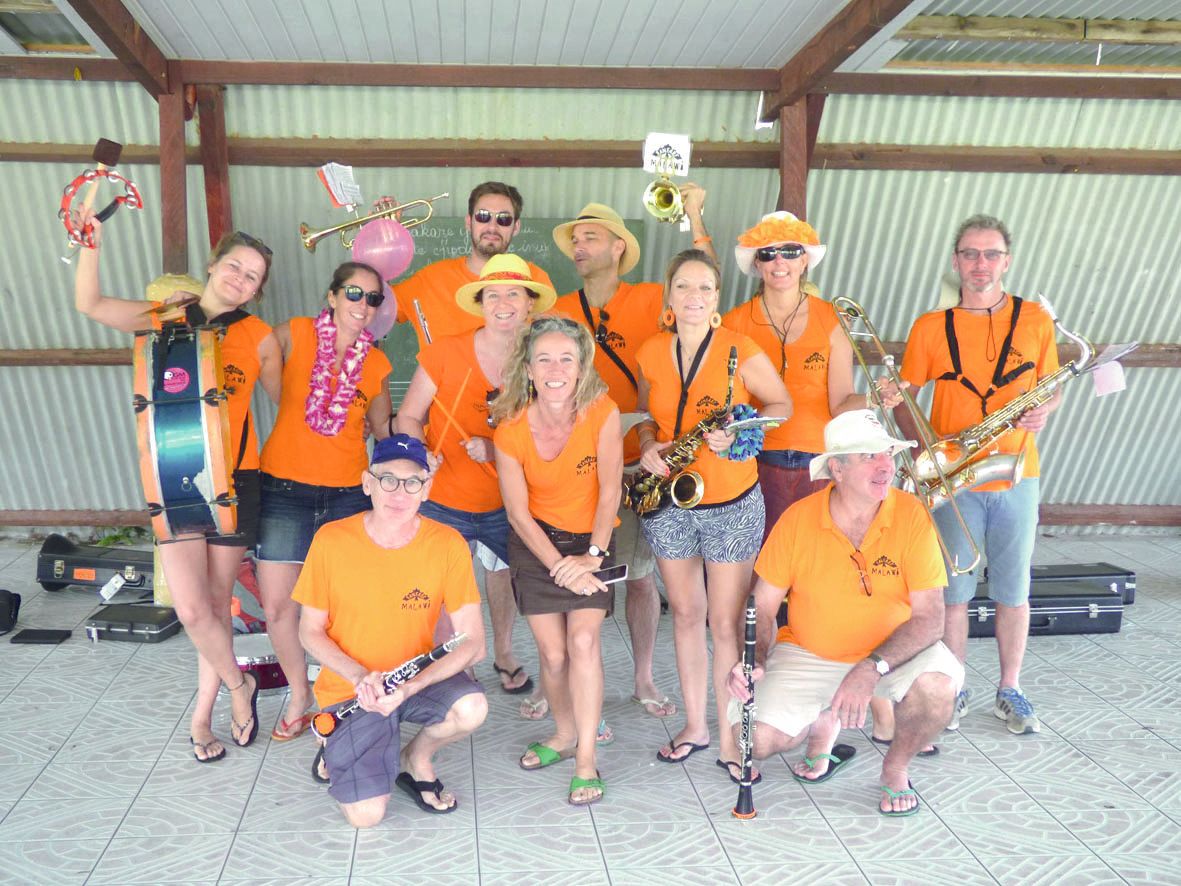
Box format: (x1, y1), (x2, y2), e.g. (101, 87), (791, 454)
(732, 593), (758, 819)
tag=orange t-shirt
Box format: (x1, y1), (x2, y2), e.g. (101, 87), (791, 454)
(554, 282), (664, 463)
(900, 296), (1059, 490)
(636, 327), (762, 506)
(723, 294), (839, 455)
(260, 316), (392, 488)
(150, 307), (271, 472)
(292, 513), (481, 708)
(417, 330), (501, 512)
(493, 394), (619, 533)
(757, 486), (947, 663)
(395, 256), (555, 351)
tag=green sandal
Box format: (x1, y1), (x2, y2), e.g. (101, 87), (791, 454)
(519, 741), (575, 771)
(568, 773), (605, 806)
(879, 782), (921, 817)
(792, 743), (856, 784)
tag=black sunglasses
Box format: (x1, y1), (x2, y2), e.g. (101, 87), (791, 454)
(850, 551), (873, 597)
(232, 231), (272, 257)
(755, 244), (806, 263)
(485, 388), (500, 428)
(594, 308), (611, 346)
(340, 284), (385, 308)
(473, 209), (515, 227)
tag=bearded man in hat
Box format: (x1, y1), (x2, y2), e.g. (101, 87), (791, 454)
(726, 410), (963, 817)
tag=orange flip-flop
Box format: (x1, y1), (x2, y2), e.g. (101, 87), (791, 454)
(271, 712), (314, 742)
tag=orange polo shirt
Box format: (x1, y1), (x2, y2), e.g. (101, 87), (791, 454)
(494, 394), (619, 533)
(723, 294), (838, 455)
(395, 256), (555, 351)
(636, 327), (762, 506)
(757, 486), (947, 663)
(900, 296), (1059, 490)
(554, 282), (664, 463)
(260, 316), (392, 488)
(293, 513), (481, 708)
(417, 330), (501, 512)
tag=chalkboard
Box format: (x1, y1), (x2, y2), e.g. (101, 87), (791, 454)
(379, 216), (646, 405)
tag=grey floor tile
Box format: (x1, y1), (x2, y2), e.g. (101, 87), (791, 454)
(1012, 768), (1154, 812)
(474, 786), (592, 828)
(140, 747), (263, 797)
(221, 829), (354, 881)
(0, 837), (106, 885)
(735, 862), (867, 886)
(697, 777), (826, 823)
(713, 817), (852, 864)
(118, 792), (249, 838)
(1103, 851), (1181, 885)
(52, 724), (174, 764)
(219, 879), (349, 886)
(979, 854), (1125, 885)
(859, 857), (997, 886)
(596, 820), (726, 869)
(23, 760), (148, 800)
(914, 772), (1041, 815)
(477, 873), (606, 886)
(1053, 807), (1181, 853)
(0, 763), (45, 801)
(0, 796), (132, 841)
(89, 833), (234, 883)
(610, 866), (739, 885)
(937, 810), (1090, 857)
(478, 822), (602, 873)
(237, 790), (360, 834)
(827, 812), (972, 862)
(354, 826), (479, 877)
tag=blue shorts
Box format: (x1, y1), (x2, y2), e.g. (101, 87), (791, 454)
(935, 478), (1039, 607)
(256, 473), (373, 563)
(418, 500), (510, 565)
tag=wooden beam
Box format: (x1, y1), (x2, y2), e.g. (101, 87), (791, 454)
(0, 510), (149, 527)
(62, 0), (170, 95)
(1039, 506), (1181, 527)
(0, 0), (57, 11)
(899, 14), (1181, 46)
(805, 94), (827, 168)
(196, 84), (231, 248)
(0, 56), (134, 80)
(886, 59), (1181, 77)
(763, 0), (917, 122)
(158, 89), (187, 274)
(0, 142), (188, 163)
(819, 72), (1181, 101)
(778, 101), (808, 217)
(812, 143), (1181, 176)
(1087, 19), (1181, 46)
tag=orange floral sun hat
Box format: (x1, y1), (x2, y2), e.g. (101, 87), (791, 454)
(734, 211), (827, 277)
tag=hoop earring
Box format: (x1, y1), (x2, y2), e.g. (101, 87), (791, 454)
(709, 311), (722, 329)
(661, 308), (675, 327)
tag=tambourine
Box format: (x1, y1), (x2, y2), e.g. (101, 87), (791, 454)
(58, 168), (144, 249)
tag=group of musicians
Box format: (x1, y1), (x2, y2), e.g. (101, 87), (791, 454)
(72, 179), (1060, 823)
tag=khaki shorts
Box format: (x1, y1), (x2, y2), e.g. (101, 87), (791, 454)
(726, 641), (964, 739)
(613, 501), (655, 581)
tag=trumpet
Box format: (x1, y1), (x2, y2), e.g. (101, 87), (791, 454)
(643, 175), (684, 224)
(299, 192), (448, 252)
(833, 296), (985, 575)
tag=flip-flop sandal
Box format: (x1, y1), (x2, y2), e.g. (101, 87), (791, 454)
(716, 758), (763, 785)
(311, 747), (330, 785)
(395, 771), (457, 814)
(596, 719), (614, 746)
(879, 781), (921, 817)
(568, 772), (605, 806)
(631, 695), (677, 718)
(230, 672), (261, 748)
(655, 740), (709, 764)
(492, 663), (535, 696)
(519, 695), (549, 720)
(519, 741), (576, 770)
(189, 736), (226, 764)
(870, 736), (940, 757)
(792, 743), (856, 784)
(271, 712), (314, 742)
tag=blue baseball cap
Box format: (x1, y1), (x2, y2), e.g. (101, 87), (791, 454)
(371, 434), (430, 471)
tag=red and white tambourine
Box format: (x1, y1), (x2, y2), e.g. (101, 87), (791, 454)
(58, 168), (144, 249)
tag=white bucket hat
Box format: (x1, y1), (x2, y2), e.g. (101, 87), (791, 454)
(809, 410), (916, 481)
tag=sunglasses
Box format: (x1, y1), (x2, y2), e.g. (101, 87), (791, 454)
(340, 284), (385, 308)
(594, 308), (611, 346)
(955, 248), (1009, 262)
(473, 209), (515, 227)
(231, 231), (272, 257)
(755, 244), (807, 263)
(485, 388), (499, 428)
(850, 551), (873, 597)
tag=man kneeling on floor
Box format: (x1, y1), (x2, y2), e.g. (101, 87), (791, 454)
(295, 434), (488, 828)
(727, 410), (964, 816)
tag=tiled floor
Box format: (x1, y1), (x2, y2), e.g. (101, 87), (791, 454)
(1, 532), (1180, 885)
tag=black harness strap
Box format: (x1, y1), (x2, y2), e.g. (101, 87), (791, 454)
(673, 328), (713, 437)
(579, 289), (637, 392)
(938, 296), (1036, 417)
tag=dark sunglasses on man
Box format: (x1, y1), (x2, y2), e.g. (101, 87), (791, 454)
(755, 244), (807, 263)
(340, 284), (385, 308)
(472, 209), (515, 227)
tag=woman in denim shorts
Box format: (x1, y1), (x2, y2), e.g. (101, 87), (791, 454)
(256, 261), (393, 739)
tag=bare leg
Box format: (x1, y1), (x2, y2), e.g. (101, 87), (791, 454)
(995, 602), (1029, 689)
(487, 568), (530, 691)
(704, 558), (756, 765)
(880, 672), (953, 814)
(519, 612), (577, 765)
(566, 608), (606, 790)
(625, 572), (673, 715)
(400, 691), (489, 811)
(943, 602), (969, 663)
(256, 559), (313, 732)
(869, 697), (936, 754)
(657, 557), (711, 759)
(191, 552), (237, 758)
(337, 794), (389, 829)
(791, 710), (842, 780)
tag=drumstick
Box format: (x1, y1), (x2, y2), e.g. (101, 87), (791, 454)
(141, 293), (201, 316)
(430, 391), (498, 480)
(431, 368), (471, 458)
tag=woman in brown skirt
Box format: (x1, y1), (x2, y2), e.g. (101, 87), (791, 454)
(492, 317), (623, 806)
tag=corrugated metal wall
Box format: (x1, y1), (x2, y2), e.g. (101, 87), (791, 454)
(2, 79), (1177, 523)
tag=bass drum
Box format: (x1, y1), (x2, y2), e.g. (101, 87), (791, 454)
(132, 326), (237, 540)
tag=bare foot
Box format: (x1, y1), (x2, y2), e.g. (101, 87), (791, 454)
(398, 751), (455, 811)
(189, 723), (225, 762)
(791, 715), (841, 781)
(631, 683), (676, 718)
(519, 691), (548, 720)
(879, 764), (918, 814)
(656, 728), (710, 762)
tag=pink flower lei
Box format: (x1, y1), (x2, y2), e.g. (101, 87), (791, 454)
(305, 308), (374, 437)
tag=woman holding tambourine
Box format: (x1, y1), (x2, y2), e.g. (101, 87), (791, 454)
(74, 207), (281, 763)
(255, 261), (393, 741)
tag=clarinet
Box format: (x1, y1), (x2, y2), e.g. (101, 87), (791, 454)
(311, 633), (467, 738)
(731, 595), (758, 820)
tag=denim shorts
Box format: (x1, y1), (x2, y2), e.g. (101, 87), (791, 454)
(256, 473), (373, 563)
(935, 478), (1040, 607)
(757, 448), (814, 470)
(419, 500), (510, 565)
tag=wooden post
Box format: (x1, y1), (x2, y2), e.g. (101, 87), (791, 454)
(196, 84), (232, 248)
(158, 88), (188, 273)
(778, 99), (808, 217)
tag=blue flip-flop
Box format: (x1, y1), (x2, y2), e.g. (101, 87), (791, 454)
(792, 743), (856, 784)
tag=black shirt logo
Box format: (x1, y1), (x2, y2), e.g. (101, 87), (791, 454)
(696, 394), (720, 411)
(872, 555), (900, 577)
(352, 389), (370, 409)
(576, 455), (597, 475)
(804, 352), (826, 371)
(402, 588), (431, 611)
(223, 363), (246, 396)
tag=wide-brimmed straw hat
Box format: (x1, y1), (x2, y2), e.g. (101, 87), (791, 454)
(809, 410), (915, 481)
(455, 254), (557, 317)
(735, 211), (827, 278)
(552, 203), (641, 276)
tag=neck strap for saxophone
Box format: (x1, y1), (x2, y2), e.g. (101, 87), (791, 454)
(939, 295), (1036, 418)
(673, 327), (714, 436)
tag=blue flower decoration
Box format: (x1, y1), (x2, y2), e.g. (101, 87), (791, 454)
(725, 403), (766, 461)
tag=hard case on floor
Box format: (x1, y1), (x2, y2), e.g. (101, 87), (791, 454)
(84, 603), (180, 643)
(984, 561), (1136, 604)
(36, 534), (153, 593)
(968, 581), (1123, 638)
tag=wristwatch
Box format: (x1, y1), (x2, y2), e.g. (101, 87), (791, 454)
(588, 544), (610, 559)
(867, 653), (890, 676)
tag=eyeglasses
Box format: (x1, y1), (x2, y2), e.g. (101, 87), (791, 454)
(850, 551), (873, 597)
(473, 209), (515, 227)
(485, 388), (499, 428)
(231, 231), (272, 257)
(367, 470), (425, 494)
(955, 248), (1008, 262)
(755, 244), (806, 263)
(340, 284), (385, 308)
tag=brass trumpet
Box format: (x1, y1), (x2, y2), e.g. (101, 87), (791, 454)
(299, 192), (449, 252)
(643, 175), (684, 224)
(833, 296), (986, 576)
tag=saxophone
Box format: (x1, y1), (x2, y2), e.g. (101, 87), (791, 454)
(624, 346), (737, 516)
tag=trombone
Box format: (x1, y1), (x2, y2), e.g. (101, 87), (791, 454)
(299, 192), (449, 252)
(832, 296), (982, 576)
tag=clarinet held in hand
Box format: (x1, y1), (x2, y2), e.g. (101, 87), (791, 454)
(312, 633), (468, 738)
(732, 594), (758, 820)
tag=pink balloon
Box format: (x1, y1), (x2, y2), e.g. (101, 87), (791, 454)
(352, 217), (414, 339)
